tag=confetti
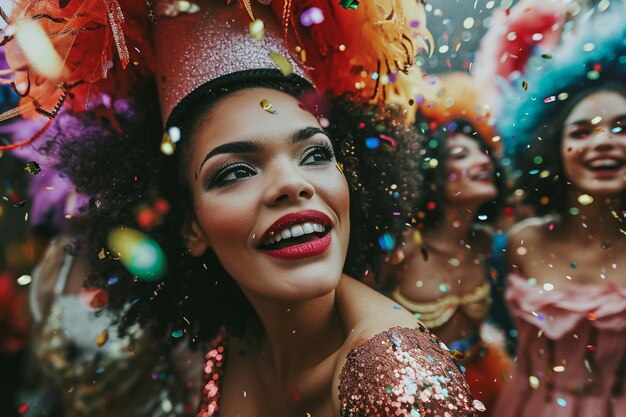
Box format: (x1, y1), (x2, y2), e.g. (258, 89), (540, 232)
(96, 329), (109, 347)
(17, 404), (29, 414)
(522, 81), (528, 91)
(260, 99), (277, 114)
(472, 399), (486, 412)
(365, 137), (380, 149)
(107, 228), (167, 280)
(249, 19), (265, 40)
(160, 131), (175, 155)
(577, 194), (594, 205)
(171, 329), (184, 338)
(529, 376), (540, 389)
(24, 161), (41, 175)
(269, 51), (292, 76)
(339, 0), (359, 10)
(378, 232), (396, 251)
(168, 126), (181, 143)
(16, 275), (31, 285)
(412, 230), (423, 246)
(300, 7), (324, 27)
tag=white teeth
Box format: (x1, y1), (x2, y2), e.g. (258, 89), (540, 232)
(291, 225), (304, 237)
(589, 159), (620, 168)
(265, 222), (326, 245)
(473, 172), (490, 180)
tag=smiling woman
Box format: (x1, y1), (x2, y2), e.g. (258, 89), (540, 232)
(2, 0), (481, 415)
(493, 3), (626, 416)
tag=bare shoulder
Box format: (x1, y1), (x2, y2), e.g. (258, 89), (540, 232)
(336, 275), (418, 337)
(506, 216), (557, 273)
(470, 224), (494, 251)
(332, 277), (479, 416)
(507, 215), (556, 244)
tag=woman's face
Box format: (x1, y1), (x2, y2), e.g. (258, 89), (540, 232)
(562, 90), (626, 197)
(183, 88), (350, 302)
(443, 133), (497, 206)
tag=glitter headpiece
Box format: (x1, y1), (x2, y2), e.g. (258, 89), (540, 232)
(0, 0), (431, 149)
(152, 0), (310, 126)
(493, 1), (626, 158)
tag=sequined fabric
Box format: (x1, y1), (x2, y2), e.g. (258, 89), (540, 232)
(197, 328), (228, 417)
(339, 326), (480, 417)
(36, 298), (190, 416)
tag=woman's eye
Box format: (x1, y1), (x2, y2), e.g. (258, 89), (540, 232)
(568, 129), (590, 139)
(447, 146), (467, 159)
(301, 145), (334, 166)
(210, 164), (256, 188)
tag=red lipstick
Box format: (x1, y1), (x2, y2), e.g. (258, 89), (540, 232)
(259, 210), (333, 260)
(263, 233), (332, 260)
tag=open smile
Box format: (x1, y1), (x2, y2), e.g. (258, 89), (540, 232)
(258, 210), (333, 260)
(584, 157), (625, 178)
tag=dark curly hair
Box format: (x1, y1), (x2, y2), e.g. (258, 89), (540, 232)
(47, 79), (422, 344)
(513, 82), (626, 216)
(412, 117), (505, 229)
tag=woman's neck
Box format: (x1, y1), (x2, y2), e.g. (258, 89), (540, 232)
(423, 205), (480, 251)
(243, 288), (344, 380)
(562, 192), (625, 242)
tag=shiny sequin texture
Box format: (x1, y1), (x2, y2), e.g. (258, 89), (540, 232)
(197, 329), (227, 417)
(339, 326), (479, 416)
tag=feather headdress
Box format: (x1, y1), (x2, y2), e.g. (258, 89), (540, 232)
(0, 0), (432, 150)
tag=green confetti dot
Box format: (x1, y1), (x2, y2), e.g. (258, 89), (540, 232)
(439, 283), (450, 293)
(570, 262), (577, 269)
(532, 156), (543, 164)
(586, 70), (600, 80)
(569, 207), (580, 215)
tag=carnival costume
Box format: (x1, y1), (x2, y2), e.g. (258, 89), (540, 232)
(387, 71), (512, 413)
(1, 0), (483, 415)
(480, 1), (626, 415)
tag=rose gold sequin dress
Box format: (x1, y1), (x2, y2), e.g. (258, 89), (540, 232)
(198, 325), (480, 417)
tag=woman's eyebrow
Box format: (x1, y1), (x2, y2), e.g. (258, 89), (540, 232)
(197, 126), (328, 174)
(198, 140), (262, 173)
(291, 126), (328, 144)
(565, 119), (593, 127)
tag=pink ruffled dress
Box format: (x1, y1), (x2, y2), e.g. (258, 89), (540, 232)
(494, 273), (626, 417)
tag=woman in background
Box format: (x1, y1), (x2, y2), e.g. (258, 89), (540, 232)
(493, 4), (626, 416)
(381, 72), (511, 413)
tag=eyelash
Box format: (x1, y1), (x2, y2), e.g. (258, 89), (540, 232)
(206, 142), (335, 189)
(568, 120), (626, 139)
